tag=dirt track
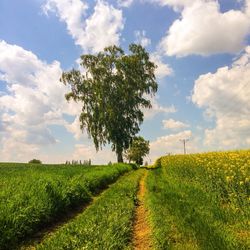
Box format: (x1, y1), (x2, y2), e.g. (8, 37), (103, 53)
(133, 171), (152, 250)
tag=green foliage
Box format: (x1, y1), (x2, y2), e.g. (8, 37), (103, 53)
(0, 163), (132, 249)
(36, 170), (144, 250)
(154, 157), (162, 168)
(146, 150), (250, 249)
(61, 44), (157, 162)
(28, 159), (42, 164)
(125, 136), (150, 165)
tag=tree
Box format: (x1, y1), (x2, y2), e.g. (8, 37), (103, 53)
(125, 136), (150, 165)
(61, 44), (157, 162)
(28, 159), (42, 164)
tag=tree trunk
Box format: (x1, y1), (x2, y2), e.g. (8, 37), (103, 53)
(117, 150), (123, 163)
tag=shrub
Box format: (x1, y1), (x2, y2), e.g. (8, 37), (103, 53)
(28, 159), (42, 164)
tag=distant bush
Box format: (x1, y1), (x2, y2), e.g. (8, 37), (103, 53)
(154, 157), (162, 168)
(130, 163), (139, 170)
(28, 159), (42, 164)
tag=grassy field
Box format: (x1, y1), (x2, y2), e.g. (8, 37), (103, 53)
(1, 150), (249, 250)
(35, 169), (143, 250)
(146, 150), (250, 249)
(0, 163), (133, 249)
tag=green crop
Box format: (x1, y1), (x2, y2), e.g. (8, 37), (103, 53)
(35, 169), (143, 250)
(0, 163), (132, 249)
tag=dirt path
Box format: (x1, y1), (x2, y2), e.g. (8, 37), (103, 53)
(133, 170), (153, 250)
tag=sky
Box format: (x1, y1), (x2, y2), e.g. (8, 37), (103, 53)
(0, 0), (250, 164)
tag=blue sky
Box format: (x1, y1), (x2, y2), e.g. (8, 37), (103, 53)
(0, 0), (250, 164)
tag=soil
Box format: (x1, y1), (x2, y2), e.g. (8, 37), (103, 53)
(133, 171), (153, 250)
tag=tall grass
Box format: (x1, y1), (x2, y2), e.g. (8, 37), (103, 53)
(0, 163), (132, 249)
(35, 169), (143, 250)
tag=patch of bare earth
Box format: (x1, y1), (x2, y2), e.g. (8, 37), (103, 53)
(133, 171), (153, 250)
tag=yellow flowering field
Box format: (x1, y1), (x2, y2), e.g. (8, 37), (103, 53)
(149, 150), (250, 249)
(161, 150), (250, 210)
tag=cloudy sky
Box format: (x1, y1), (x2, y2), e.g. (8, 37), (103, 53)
(0, 0), (250, 164)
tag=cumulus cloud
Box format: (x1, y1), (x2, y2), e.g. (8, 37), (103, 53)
(134, 30), (151, 47)
(246, 0), (250, 15)
(150, 52), (173, 79)
(163, 118), (189, 130)
(159, 0), (250, 56)
(65, 116), (88, 140)
(43, 0), (88, 46)
(192, 46), (250, 149)
(148, 130), (199, 162)
(72, 144), (116, 164)
(143, 95), (177, 119)
(133, 29), (173, 79)
(148, 0), (193, 11)
(117, 0), (134, 8)
(0, 40), (82, 162)
(43, 0), (124, 53)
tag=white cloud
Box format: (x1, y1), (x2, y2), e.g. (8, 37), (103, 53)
(72, 144), (116, 164)
(82, 0), (124, 53)
(148, 0), (193, 11)
(148, 130), (200, 162)
(0, 137), (40, 163)
(117, 0), (134, 8)
(133, 30), (173, 79)
(247, 0), (250, 16)
(150, 52), (173, 79)
(159, 0), (250, 56)
(192, 46), (250, 149)
(143, 95), (177, 119)
(163, 118), (189, 130)
(43, 0), (124, 53)
(65, 116), (87, 140)
(134, 30), (151, 47)
(0, 40), (82, 162)
(43, 0), (88, 46)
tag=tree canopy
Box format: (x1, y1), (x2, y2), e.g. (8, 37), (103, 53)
(28, 159), (42, 164)
(125, 136), (150, 165)
(61, 44), (157, 162)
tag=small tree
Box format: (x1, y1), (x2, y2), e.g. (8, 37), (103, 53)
(28, 159), (42, 164)
(61, 44), (157, 162)
(126, 136), (150, 165)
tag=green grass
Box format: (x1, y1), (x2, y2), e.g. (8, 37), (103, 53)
(146, 151), (250, 250)
(0, 163), (133, 249)
(35, 169), (144, 250)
